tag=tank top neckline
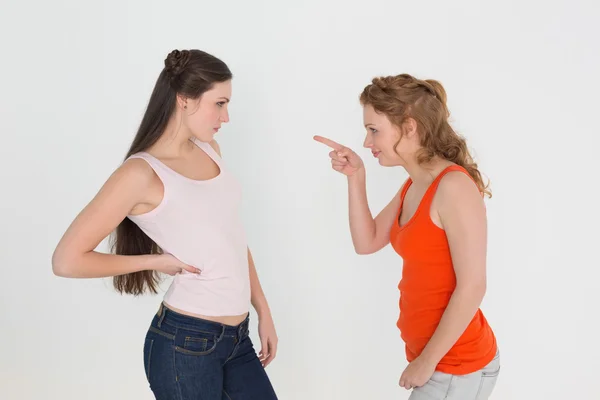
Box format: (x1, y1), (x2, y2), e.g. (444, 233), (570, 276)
(396, 164), (465, 231)
(137, 138), (223, 184)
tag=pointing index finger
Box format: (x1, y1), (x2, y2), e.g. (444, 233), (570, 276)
(313, 135), (343, 151)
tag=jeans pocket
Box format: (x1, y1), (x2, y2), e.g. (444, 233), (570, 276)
(174, 331), (218, 356)
(143, 338), (154, 383)
(476, 365), (500, 399)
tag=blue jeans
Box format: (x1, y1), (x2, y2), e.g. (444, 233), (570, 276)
(143, 303), (278, 399)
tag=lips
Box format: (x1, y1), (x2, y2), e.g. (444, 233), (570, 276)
(372, 151), (381, 157)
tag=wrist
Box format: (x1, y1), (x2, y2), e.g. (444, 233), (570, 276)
(144, 254), (164, 272)
(417, 348), (442, 367)
(348, 167), (366, 182)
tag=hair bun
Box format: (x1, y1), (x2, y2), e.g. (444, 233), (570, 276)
(165, 49), (191, 77)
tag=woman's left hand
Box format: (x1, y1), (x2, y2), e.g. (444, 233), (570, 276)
(399, 356), (437, 390)
(258, 313), (278, 368)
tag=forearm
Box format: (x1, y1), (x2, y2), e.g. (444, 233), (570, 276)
(52, 250), (157, 278)
(419, 284), (486, 365)
(347, 170), (376, 253)
(247, 248), (271, 318)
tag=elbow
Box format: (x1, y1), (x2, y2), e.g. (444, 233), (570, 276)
(456, 280), (487, 300)
(354, 245), (375, 255)
(353, 239), (382, 255)
(474, 279), (487, 296)
(51, 255), (68, 277)
(51, 249), (76, 278)
(352, 233), (382, 255)
(472, 284), (486, 301)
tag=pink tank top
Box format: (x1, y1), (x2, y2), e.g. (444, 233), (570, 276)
(126, 139), (250, 316)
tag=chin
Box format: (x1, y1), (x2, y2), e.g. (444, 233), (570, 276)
(378, 156), (403, 168)
(377, 157), (391, 167)
(193, 133), (214, 143)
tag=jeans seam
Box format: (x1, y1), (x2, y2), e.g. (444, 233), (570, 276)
(224, 343), (239, 364)
(173, 327), (183, 400)
(149, 326), (175, 340)
(164, 322), (229, 336)
(145, 339), (154, 382)
(476, 366), (500, 398)
(442, 375), (454, 400)
(224, 335), (244, 364)
(174, 341), (217, 356)
(475, 372), (485, 398)
(223, 389), (233, 400)
(184, 337), (208, 352)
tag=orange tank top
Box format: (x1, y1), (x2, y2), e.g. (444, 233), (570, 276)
(389, 165), (497, 375)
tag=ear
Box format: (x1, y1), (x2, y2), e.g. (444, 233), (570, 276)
(176, 94), (188, 110)
(403, 118), (418, 139)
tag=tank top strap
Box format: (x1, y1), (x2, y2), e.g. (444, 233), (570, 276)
(126, 152), (172, 183)
(419, 165), (472, 210)
(399, 177), (412, 203)
(192, 138), (223, 166)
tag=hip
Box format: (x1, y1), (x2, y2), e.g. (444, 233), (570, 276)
(409, 349), (500, 400)
(400, 310), (497, 375)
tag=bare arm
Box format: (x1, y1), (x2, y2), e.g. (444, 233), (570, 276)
(248, 248), (272, 318)
(248, 246), (278, 367)
(418, 172), (488, 365)
(348, 170), (403, 254)
(52, 159), (195, 278)
(314, 135), (402, 255)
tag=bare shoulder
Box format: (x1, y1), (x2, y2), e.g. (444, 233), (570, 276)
(209, 139), (222, 156)
(438, 171), (481, 200)
(97, 158), (159, 206)
(113, 157), (157, 188)
(436, 170), (485, 221)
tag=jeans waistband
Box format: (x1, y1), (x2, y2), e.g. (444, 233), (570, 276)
(155, 302), (250, 338)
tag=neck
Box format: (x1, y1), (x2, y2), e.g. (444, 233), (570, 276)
(152, 113), (195, 157)
(403, 156), (447, 187)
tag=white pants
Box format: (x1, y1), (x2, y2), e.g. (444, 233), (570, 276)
(409, 350), (500, 400)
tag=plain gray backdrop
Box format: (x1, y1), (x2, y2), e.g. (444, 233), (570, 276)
(1, 0), (599, 399)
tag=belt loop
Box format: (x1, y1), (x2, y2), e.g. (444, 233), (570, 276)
(157, 303), (166, 328)
(238, 319), (247, 338)
(217, 325), (225, 342)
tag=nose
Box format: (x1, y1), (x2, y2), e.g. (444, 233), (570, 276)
(363, 134), (372, 149)
(220, 109), (230, 123)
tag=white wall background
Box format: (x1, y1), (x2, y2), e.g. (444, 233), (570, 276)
(1, 0), (599, 399)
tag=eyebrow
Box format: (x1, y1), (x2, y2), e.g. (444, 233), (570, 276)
(218, 97), (230, 102)
(364, 123), (374, 127)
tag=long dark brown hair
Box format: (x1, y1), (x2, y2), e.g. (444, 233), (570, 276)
(111, 49), (232, 295)
(360, 73), (491, 197)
